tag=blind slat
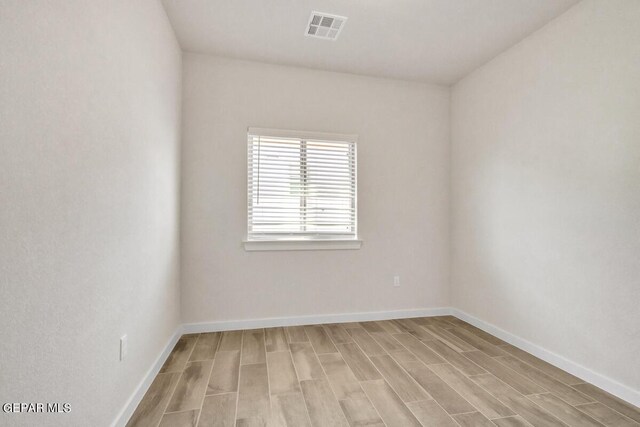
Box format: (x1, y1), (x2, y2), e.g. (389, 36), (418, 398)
(249, 149), (353, 160)
(248, 161), (354, 172)
(249, 174), (354, 184)
(249, 140), (352, 149)
(248, 183), (355, 192)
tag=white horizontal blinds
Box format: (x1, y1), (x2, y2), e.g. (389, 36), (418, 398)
(248, 131), (356, 240)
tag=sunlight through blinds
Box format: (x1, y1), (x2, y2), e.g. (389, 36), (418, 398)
(248, 129), (357, 241)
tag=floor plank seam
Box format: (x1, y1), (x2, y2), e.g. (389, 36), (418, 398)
(292, 327), (316, 427)
(192, 334), (216, 426)
(232, 332), (243, 426)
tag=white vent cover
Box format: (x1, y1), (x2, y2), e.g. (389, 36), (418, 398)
(305, 11), (347, 41)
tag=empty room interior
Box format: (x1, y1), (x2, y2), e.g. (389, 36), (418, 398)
(2, 0), (640, 426)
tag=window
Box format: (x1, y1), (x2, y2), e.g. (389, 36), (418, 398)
(246, 128), (359, 250)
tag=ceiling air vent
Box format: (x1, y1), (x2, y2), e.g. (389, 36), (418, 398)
(305, 11), (347, 41)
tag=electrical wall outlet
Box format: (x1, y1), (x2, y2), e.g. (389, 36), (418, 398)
(393, 275), (400, 287)
(120, 335), (128, 361)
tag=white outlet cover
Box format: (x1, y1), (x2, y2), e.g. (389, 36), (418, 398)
(120, 335), (128, 361)
(393, 275), (400, 287)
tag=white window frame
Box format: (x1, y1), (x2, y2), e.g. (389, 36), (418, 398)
(244, 127), (361, 251)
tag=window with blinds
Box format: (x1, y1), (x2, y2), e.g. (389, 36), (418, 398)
(247, 128), (357, 241)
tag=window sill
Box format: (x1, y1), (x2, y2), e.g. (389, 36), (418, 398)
(243, 239), (362, 252)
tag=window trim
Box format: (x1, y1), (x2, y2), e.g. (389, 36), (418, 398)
(245, 127), (360, 251)
(247, 127), (358, 145)
(243, 239), (363, 252)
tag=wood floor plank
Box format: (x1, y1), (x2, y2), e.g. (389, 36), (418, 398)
(267, 351), (300, 395)
(376, 320), (403, 334)
(241, 329), (266, 365)
(575, 402), (639, 427)
(495, 355), (593, 405)
(464, 351), (546, 395)
(394, 359), (475, 415)
(406, 399), (458, 426)
(323, 324), (353, 344)
(300, 377), (349, 427)
(410, 317), (433, 326)
(340, 322), (364, 328)
(160, 336), (198, 373)
(336, 343), (382, 381)
(389, 319), (412, 333)
(422, 339), (487, 375)
(305, 325), (338, 354)
(218, 330), (243, 351)
(429, 363), (515, 419)
(197, 393), (237, 427)
(447, 327), (508, 357)
(346, 328), (386, 356)
(527, 393), (604, 427)
(181, 333), (201, 338)
(317, 353), (365, 401)
(339, 396), (385, 427)
(330, 381), (368, 404)
(369, 331), (404, 353)
(189, 333), (221, 362)
(431, 316), (460, 329)
(290, 342), (325, 380)
(359, 321), (384, 333)
(270, 392), (312, 427)
(471, 374), (566, 427)
(207, 350), (240, 395)
(265, 328), (288, 353)
(499, 344), (583, 385)
(285, 326), (309, 343)
(236, 418), (264, 426)
(319, 356), (382, 425)
(457, 323), (508, 346)
(395, 319), (437, 341)
(236, 363), (270, 425)
(423, 325), (477, 352)
(369, 355), (429, 403)
(439, 316), (471, 329)
(317, 353), (358, 385)
(389, 350), (418, 364)
(393, 333), (445, 365)
(572, 383), (640, 424)
(126, 372), (181, 427)
(360, 379), (422, 426)
(491, 415), (532, 426)
(424, 317), (458, 329)
(167, 360), (214, 412)
(159, 409), (199, 427)
(453, 411), (495, 426)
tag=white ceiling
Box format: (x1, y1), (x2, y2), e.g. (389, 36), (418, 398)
(161, 0), (580, 85)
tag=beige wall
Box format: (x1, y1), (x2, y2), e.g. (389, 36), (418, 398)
(181, 54), (450, 324)
(452, 0), (640, 394)
(0, 1), (182, 426)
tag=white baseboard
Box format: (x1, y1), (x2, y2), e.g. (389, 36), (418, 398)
(451, 308), (640, 408)
(182, 307), (452, 334)
(111, 326), (184, 427)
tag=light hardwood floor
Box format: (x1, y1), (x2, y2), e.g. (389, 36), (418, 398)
(127, 316), (640, 427)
